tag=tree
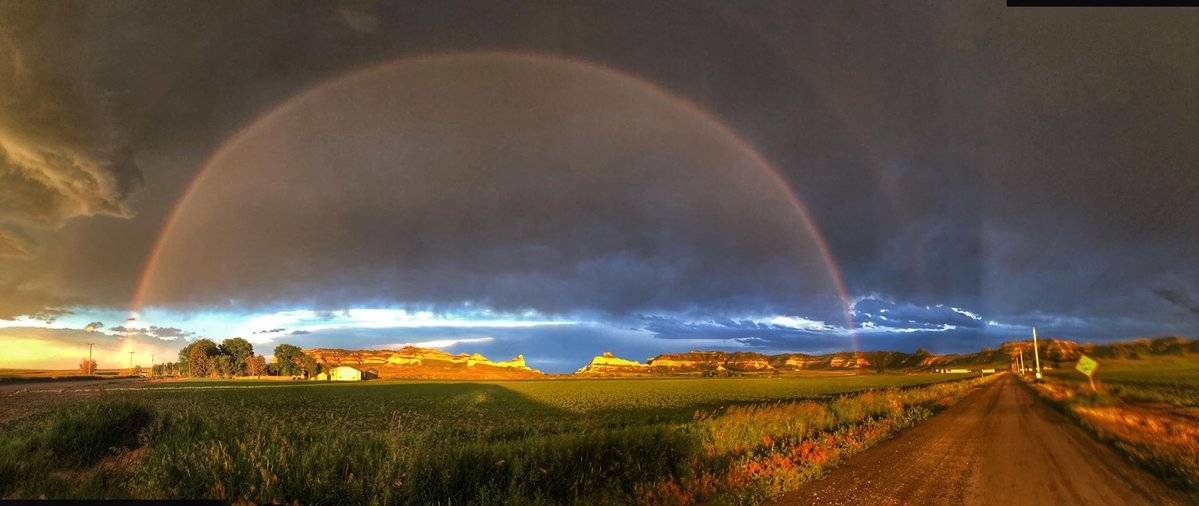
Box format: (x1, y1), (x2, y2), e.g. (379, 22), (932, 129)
(220, 337), (254, 375)
(79, 358), (97, 375)
(247, 355), (267, 378)
(181, 339), (219, 377)
(274, 344), (304, 377)
(214, 355), (235, 378)
(156, 362), (181, 376)
(300, 355), (321, 378)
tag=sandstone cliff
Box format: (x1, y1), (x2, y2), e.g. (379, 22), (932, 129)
(303, 346), (542, 379)
(576, 352), (648, 375)
(647, 351), (775, 372)
(593, 347), (1005, 377)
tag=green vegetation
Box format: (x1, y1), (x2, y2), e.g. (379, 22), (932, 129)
(0, 403), (153, 498)
(46, 403), (153, 468)
(1044, 356), (1199, 407)
(0, 373), (987, 503)
(170, 338), (277, 379)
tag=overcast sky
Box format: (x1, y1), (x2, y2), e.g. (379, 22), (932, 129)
(1, 1), (1196, 371)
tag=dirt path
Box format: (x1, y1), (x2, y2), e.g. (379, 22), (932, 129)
(775, 374), (1190, 505)
(0, 377), (147, 423)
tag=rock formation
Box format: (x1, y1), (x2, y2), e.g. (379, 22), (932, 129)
(576, 352), (648, 375)
(303, 346), (542, 379)
(647, 351), (776, 372)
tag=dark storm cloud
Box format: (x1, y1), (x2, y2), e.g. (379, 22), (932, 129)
(0, 3), (142, 230)
(0, 279), (71, 321)
(1153, 288), (1199, 315)
(0, 1), (1195, 347)
(0, 227), (32, 257)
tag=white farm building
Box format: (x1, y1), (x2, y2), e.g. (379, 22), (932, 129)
(316, 365), (363, 381)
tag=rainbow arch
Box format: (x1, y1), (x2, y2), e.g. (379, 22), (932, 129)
(130, 51), (857, 345)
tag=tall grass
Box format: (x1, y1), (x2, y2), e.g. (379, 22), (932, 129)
(0, 402), (152, 498)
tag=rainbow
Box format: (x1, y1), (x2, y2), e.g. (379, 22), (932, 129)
(130, 51), (857, 344)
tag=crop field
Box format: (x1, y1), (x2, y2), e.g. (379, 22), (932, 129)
(0, 373), (985, 503)
(135, 373), (968, 412)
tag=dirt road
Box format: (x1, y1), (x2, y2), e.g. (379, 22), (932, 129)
(776, 374), (1189, 505)
(0, 377), (146, 422)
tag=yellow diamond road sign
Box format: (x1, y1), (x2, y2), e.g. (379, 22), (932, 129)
(1075, 354), (1099, 377)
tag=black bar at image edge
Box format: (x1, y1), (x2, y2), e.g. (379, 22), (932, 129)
(1010, 0), (1199, 5)
(0, 501), (225, 505)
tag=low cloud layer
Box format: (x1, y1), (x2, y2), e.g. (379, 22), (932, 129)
(852, 297), (984, 331)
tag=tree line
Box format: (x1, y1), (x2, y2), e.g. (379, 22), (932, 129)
(152, 339), (326, 378)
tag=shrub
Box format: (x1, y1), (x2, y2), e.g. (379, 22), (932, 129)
(46, 402), (153, 468)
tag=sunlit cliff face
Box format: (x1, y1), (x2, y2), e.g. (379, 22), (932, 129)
(136, 54), (846, 322)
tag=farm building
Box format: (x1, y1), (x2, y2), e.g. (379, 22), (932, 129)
(317, 365), (364, 381)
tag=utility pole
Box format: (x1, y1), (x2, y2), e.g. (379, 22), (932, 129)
(150, 354), (155, 377)
(87, 343), (95, 374)
(1018, 350), (1025, 374)
(1032, 327), (1043, 380)
(129, 351), (135, 371)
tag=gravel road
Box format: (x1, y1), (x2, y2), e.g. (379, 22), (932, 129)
(775, 374), (1189, 505)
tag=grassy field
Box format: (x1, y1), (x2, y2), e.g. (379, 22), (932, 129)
(1036, 355), (1199, 499)
(0, 373), (986, 503)
(1044, 356), (1199, 407)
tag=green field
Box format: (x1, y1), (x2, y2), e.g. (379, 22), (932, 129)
(1044, 356), (1199, 407)
(0, 373), (981, 503)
